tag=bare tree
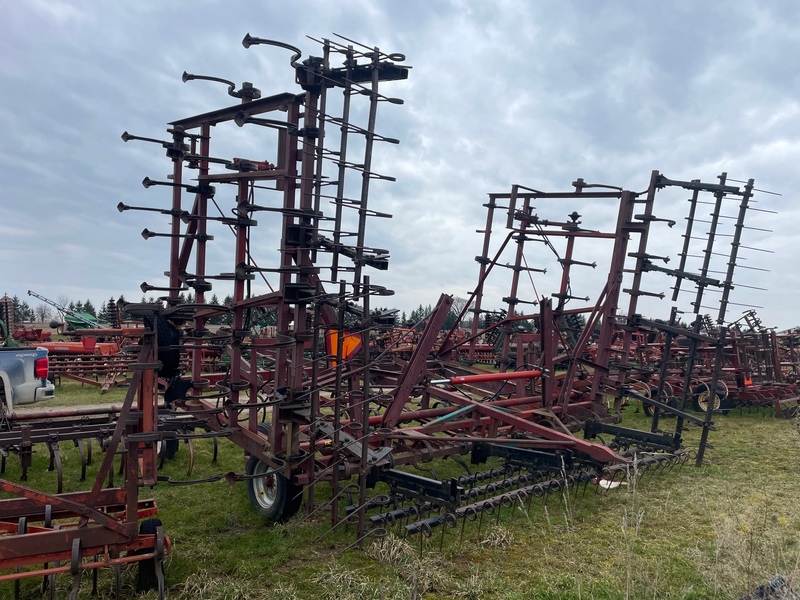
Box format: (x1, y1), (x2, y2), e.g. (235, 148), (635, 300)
(451, 296), (472, 327)
(55, 294), (71, 315)
(34, 304), (52, 322)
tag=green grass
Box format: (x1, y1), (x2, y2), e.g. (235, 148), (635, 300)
(2, 388), (800, 599)
(45, 377), (130, 406)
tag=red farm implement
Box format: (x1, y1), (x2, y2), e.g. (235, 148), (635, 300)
(0, 33), (778, 596)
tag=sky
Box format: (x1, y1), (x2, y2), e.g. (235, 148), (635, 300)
(1, 1), (799, 330)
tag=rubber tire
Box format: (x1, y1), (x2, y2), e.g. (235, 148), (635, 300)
(158, 439), (179, 461)
(645, 387), (676, 418)
(245, 454), (302, 522)
(632, 386), (655, 418)
(136, 518), (163, 592)
(692, 385), (722, 413)
(244, 422), (271, 460)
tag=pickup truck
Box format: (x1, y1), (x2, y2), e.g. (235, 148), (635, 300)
(0, 347), (56, 411)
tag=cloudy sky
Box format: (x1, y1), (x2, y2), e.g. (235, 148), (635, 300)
(2, 1), (799, 330)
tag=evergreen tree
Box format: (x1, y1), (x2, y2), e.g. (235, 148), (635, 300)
(98, 297), (117, 324)
(222, 295), (234, 325)
(208, 294), (223, 325)
(83, 299), (96, 317)
(11, 295), (21, 323)
(22, 301), (35, 322)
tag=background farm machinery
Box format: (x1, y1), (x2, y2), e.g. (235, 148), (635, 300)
(0, 33), (785, 597)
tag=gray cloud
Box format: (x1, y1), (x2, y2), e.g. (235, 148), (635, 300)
(1, 1), (797, 328)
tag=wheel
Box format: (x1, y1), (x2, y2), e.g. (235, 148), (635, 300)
(692, 384), (722, 412)
(642, 387), (657, 417)
(627, 383), (653, 416)
(244, 422), (271, 460)
(136, 518), (163, 592)
(645, 386), (674, 418)
(157, 439), (179, 461)
(245, 453), (302, 522)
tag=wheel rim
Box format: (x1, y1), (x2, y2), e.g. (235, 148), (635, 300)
(697, 389), (720, 411)
(251, 460), (277, 510)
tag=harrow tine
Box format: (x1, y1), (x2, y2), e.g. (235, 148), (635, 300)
(187, 439), (195, 476)
(75, 439), (88, 482)
(91, 554), (99, 595)
(47, 442), (63, 494)
(113, 564), (121, 600)
(344, 527), (387, 552)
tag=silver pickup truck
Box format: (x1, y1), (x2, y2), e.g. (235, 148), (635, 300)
(0, 346), (56, 411)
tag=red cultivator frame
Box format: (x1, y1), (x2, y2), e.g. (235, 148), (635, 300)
(0, 33), (779, 595)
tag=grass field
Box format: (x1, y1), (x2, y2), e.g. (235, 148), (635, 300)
(3, 382), (800, 599)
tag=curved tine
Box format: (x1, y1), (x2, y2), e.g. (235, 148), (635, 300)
(86, 437), (92, 466)
(646, 455), (664, 477)
(113, 565), (121, 600)
(69, 539), (82, 600)
(91, 556), (99, 595)
(212, 437), (218, 464)
(187, 439), (195, 476)
(75, 439), (88, 482)
(665, 453), (679, 473)
(49, 443), (63, 494)
(657, 453), (674, 474)
(409, 462), (438, 481)
(48, 442), (56, 473)
(106, 455), (114, 488)
(343, 527), (387, 552)
(49, 552), (60, 600)
(298, 482), (358, 525)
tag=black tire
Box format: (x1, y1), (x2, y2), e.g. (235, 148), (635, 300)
(245, 454), (303, 522)
(158, 439), (180, 461)
(136, 518), (163, 592)
(244, 422), (271, 460)
(630, 385), (654, 417)
(692, 384), (722, 413)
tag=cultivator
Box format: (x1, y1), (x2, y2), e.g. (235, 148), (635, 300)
(0, 32), (781, 595)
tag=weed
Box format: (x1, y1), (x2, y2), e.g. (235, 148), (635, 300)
(481, 525), (514, 548)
